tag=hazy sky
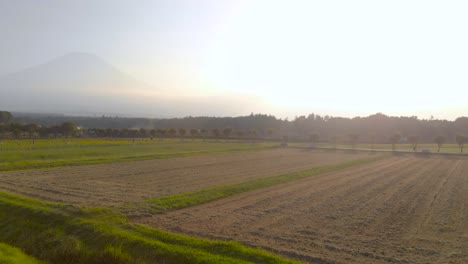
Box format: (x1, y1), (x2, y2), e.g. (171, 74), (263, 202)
(1, 1), (467, 119)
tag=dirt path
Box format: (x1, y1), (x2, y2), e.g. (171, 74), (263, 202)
(138, 156), (468, 264)
(0, 149), (369, 208)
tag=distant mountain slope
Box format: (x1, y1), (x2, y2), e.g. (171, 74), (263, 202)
(0, 52), (146, 94)
(0, 52), (264, 117)
(0, 53), (154, 114)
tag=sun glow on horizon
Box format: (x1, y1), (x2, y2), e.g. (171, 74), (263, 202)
(198, 1), (468, 118)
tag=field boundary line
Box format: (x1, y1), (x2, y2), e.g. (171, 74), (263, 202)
(289, 146), (468, 158)
(147, 155), (388, 213)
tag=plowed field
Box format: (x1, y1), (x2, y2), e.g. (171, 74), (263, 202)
(0, 149), (368, 208)
(140, 156), (468, 264)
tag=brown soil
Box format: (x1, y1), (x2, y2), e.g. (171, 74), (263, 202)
(0, 148), (368, 208)
(138, 156), (468, 264)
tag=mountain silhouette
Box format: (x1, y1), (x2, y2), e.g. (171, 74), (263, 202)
(0, 52), (264, 117)
(0, 52), (158, 115)
(0, 52), (148, 94)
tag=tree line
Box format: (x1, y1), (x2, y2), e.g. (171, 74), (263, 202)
(3, 111), (468, 152)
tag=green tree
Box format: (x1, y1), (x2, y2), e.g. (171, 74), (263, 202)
(408, 135), (420, 152)
(0, 111), (13, 124)
(267, 128), (274, 138)
(434, 135), (445, 152)
(112, 129), (120, 138)
(190, 129), (198, 140)
(25, 123), (38, 139)
(121, 128), (129, 138)
(61, 122), (77, 138)
(157, 129), (167, 140)
(139, 128), (148, 138)
(105, 128), (113, 138)
(150, 129), (157, 139)
(0, 125), (5, 138)
(167, 128), (176, 138)
(200, 129), (208, 141)
(9, 123), (23, 138)
(49, 125), (61, 138)
(222, 128), (232, 139)
(178, 128), (186, 138)
(212, 128), (220, 139)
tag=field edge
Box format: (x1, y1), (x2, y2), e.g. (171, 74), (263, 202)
(0, 191), (298, 264)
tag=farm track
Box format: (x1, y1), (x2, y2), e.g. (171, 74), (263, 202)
(0, 148), (369, 208)
(139, 156), (468, 264)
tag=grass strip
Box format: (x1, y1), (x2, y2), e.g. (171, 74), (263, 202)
(0, 146), (278, 172)
(0, 192), (297, 264)
(0, 242), (42, 264)
(147, 155), (387, 213)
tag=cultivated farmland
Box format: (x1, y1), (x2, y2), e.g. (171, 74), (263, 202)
(1, 143), (467, 263)
(138, 156), (468, 264)
(0, 148), (370, 208)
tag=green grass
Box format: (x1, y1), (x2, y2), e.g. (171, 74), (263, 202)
(0, 139), (277, 171)
(147, 155), (386, 213)
(0, 192), (298, 264)
(0, 242), (41, 264)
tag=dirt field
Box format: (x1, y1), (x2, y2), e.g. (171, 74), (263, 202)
(138, 156), (468, 264)
(0, 149), (369, 207)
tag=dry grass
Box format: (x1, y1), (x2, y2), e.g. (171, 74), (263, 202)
(0, 149), (370, 209)
(139, 156), (468, 264)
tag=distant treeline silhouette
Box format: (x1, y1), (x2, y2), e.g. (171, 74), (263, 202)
(3, 111), (468, 145)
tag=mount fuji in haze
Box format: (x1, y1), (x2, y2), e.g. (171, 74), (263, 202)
(0, 53), (262, 117)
